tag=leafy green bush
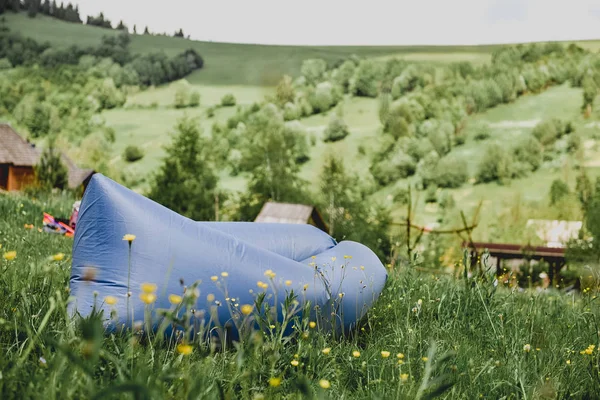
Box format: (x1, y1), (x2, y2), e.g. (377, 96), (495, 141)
(0, 57), (12, 70)
(472, 121), (491, 141)
(476, 142), (514, 183)
(435, 154), (469, 188)
(351, 59), (381, 97)
(308, 81), (339, 114)
(416, 151), (440, 188)
(123, 145), (144, 162)
(189, 91), (200, 107)
(549, 179), (570, 205)
(371, 150), (416, 186)
(532, 119), (569, 146)
(220, 93), (236, 107)
(513, 134), (543, 171)
(301, 59), (327, 85)
(323, 116), (350, 142)
(283, 102), (301, 121)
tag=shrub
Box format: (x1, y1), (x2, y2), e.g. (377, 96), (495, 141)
(351, 59), (381, 98)
(174, 84), (190, 109)
(549, 179), (570, 205)
(532, 119), (568, 146)
(371, 150), (416, 186)
(301, 59), (327, 85)
(567, 132), (582, 153)
(0, 57), (12, 70)
(189, 91), (200, 107)
(513, 134), (543, 171)
(323, 116), (350, 142)
(473, 123), (491, 141)
(435, 154), (469, 188)
(123, 145), (144, 162)
(416, 151), (440, 188)
(275, 75), (295, 106)
(476, 142), (514, 183)
(309, 81), (340, 114)
(220, 93), (236, 107)
(283, 102), (301, 121)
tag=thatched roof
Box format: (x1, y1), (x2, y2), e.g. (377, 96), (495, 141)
(255, 201), (328, 232)
(0, 123), (95, 189)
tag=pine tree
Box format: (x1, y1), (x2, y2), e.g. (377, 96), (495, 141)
(27, 0), (39, 18)
(148, 116), (219, 221)
(133, 24), (136, 34)
(0, 0), (7, 14)
(116, 19), (126, 30)
(174, 28), (184, 37)
(50, 0), (56, 16)
(34, 142), (68, 190)
(41, 0), (49, 14)
(143, 25), (149, 34)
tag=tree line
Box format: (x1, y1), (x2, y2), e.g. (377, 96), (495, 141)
(0, 2), (188, 38)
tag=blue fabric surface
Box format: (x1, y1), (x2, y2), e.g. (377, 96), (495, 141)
(69, 174), (387, 338)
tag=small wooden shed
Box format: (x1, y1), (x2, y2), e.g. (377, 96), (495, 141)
(255, 201), (329, 233)
(0, 123), (95, 192)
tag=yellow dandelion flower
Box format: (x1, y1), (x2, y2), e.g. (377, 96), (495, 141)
(338, 293), (344, 298)
(422, 357), (428, 362)
(3, 251), (16, 261)
(303, 284), (309, 291)
(177, 343), (193, 355)
(523, 344), (531, 353)
(397, 353), (405, 359)
(291, 360), (299, 366)
(285, 280), (292, 286)
(241, 304), (253, 315)
(322, 347), (331, 355)
(344, 255), (352, 259)
(352, 351), (360, 358)
(52, 253), (65, 261)
(141, 283), (157, 293)
(331, 257), (336, 262)
(566, 359), (571, 365)
(360, 265), (365, 270)
(122, 234), (136, 242)
(269, 324), (276, 329)
(211, 276), (218, 282)
(104, 296), (118, 306)
(221, 272), (229, 277)
(169, 294), (183, 305)
(417, 299), (423, 306)
(311, 255), (316, 259)
(268, 377), (281, 387)
(264, 269), (276, 279)
(400, 373), (409, 383)
(207, 293), (215, 302)
(319, 379), (331, 389)
(381, 351), (391, 358)
(139, 292), (157, 304)
(397, 360), (404, 365)
(309, 321), (316, 329)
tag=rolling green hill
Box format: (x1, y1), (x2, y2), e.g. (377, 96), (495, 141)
(4, 12), (600, 245)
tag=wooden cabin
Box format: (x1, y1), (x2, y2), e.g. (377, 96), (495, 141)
(0, 124), (95, 192)
(255, 201), (329, 233)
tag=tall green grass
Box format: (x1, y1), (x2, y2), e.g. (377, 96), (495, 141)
(1, 192), (599, 398)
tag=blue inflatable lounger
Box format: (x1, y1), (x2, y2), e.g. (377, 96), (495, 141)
(69, 174), (388, 340)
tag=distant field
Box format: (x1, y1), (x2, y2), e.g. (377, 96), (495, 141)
(0, 13), (502, 86)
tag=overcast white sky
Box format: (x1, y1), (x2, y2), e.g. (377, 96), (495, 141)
(73, 0), (600, 46)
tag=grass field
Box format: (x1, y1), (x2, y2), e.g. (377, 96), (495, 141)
(1, 192), (600, 398)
